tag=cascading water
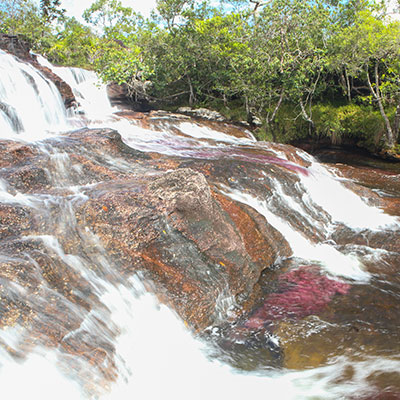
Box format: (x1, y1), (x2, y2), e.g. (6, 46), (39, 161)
(36, 54), (115, 121)
(0, 49), (400, 399)
(0, 50), (69, 141)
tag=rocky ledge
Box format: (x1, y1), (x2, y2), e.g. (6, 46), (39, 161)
(1, 119), (399, 391)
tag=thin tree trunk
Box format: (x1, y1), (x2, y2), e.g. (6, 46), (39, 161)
(188, 76), (195, 106)
(245, 95), (251, 123)
(299, 99), (313, 126)
(393, 103), (400, 143)
(266, 90), (284, 124)
(366, 62), (395, 148)
(345, 67), (351, 102)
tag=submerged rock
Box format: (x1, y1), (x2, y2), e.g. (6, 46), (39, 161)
(244, 267), (350, 329)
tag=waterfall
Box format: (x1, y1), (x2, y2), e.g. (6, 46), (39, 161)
(0, 49), (400, 399)
(0, 50), (69, 141)
(36, 54), (115, 121)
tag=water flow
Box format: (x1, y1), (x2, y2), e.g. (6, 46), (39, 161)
(0, 50), (69, 141)
(226, 189), (371, 281)
(36, 54), (115, 121)
(2, 273), (398, 400)
(1, 51), (399, 399)
(301, 161), (398, 230)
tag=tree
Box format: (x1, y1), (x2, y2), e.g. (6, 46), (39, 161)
(0, 0), (54, 52)
(40, 0), (65, 24)
(47, 17), (97, 67)
(156, 0), (195, 30)
(83, 0), (136, 37)
(227, 0), (328, 136)
(329, 8), (400, 148)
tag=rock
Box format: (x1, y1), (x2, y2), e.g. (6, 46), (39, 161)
(177, 107), (226, 122)
(0, 113), (398, 389)
(0, 204), (34, 239)
(0, 34), (31, 61)
(34, 63), (76, 108)
(76, 167), (279, 329)
(107, 82), (152, 112)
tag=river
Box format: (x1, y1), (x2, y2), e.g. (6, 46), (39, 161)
(0, 48), (399, 399)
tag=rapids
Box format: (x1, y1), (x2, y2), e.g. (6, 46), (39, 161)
(0, 49), (400, 399)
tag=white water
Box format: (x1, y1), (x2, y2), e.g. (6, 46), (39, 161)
(0, 50), (69, 141)
(226, 189), (371, 281)
(301, 161), (397, 230)
(1, 273), (398, 400)
(1, 50), (399, 399)
(36, 54), (115, 121)
(177, 121), (255, 143)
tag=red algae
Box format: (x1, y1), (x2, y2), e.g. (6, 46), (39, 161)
(245, 267), (350, 329)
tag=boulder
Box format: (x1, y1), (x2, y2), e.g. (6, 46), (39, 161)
(177, 107), (226, 122)
(76, 167), (288, 329)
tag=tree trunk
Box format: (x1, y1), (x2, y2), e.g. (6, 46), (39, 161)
(366, 62), (396, 148)
(188, 76), (195, 106)
(392, 102), (400, 143)
(345, 67), (351, 102)
(266, 90), (284, 126)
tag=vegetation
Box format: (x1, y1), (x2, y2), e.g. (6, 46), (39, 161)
(1, 0), (400, 152)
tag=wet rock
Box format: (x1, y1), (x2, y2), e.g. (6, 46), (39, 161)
(76, 168), (276, 329)
(214, 192), (291, 267)
(0, 34), (31, 61)
(0, 204), (34, 239)
(177, 107), (226, 122)
(3, 164), (50, 192)
(0, 116), (399, 391)
(63, 128), (150, 160)
(332, 226), (400, 253)
(0, 141), (37, 168)
(34, 64), (76, 108)
(0, 102), (23, 132)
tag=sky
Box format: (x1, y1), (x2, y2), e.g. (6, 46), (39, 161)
(60, 0), (158, 21)
(38, 0), (399, 23)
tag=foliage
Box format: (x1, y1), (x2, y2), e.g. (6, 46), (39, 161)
(0, 1), (56, 51)
(312, 103), (385, 150)
(40, 0), (65, 23)
(46, 18), (97, 67)
(83, 0), (138, 37)
(328, 7), (400, 147)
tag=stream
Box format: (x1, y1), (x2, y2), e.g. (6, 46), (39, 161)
(0, 48), (400, 399)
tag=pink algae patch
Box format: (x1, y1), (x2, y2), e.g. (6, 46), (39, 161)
(245, 267), (350, 329)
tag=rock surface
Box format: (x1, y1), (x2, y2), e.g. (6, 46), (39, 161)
(0, 125), (295, 375)
(1, 112), (400, 395)
(177, 107), (226, 122)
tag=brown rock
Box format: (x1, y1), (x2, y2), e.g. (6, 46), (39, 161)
(76, 168), (274, 329)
